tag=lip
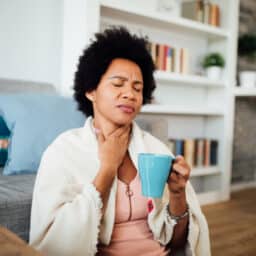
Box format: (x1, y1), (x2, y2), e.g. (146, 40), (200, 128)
(117, 104), (135, 114)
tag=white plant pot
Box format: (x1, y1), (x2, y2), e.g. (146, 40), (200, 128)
(239, 71), (256, 88)
(206, 66), (222, 80)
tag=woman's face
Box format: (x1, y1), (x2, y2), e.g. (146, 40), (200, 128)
(86, 58), (144, 126)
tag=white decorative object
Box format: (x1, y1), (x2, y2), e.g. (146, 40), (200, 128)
(206, 66), (222, 80)
(156, 0), (181, 17)
(239, 71), (256, 88)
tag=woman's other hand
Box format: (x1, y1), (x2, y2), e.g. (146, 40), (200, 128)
(167, 155), (191, 196)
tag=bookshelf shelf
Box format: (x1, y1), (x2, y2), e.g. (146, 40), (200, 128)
(154, 70), (226, 88)
(191, 166), (220, 177)
(141, 104), (224, 116)
(233, 87), (256, 96)
(100, 1), (229, 40)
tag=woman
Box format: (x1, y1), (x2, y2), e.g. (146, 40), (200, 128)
(29, 27), (210, 255)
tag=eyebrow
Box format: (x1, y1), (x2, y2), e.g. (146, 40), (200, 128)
(108, 75), (143, 85)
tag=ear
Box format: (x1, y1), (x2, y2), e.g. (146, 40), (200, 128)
(85, 91), (96, 102)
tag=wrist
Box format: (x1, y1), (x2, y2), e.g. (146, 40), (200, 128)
(166, 203), (189, 225)
(169, 192), (187, 216)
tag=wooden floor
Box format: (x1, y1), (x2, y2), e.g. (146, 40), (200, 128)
(202, 188), (256, 256)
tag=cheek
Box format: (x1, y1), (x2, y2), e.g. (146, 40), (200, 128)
(138, 94), (143, 106)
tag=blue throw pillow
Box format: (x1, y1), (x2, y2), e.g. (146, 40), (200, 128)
(0, 94), (86, 175)
(0, 115), (10, 166)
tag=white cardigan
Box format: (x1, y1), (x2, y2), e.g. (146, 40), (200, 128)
(29, 117), (211, 256)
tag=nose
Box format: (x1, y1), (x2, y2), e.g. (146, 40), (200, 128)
(122, 86), (136, 101)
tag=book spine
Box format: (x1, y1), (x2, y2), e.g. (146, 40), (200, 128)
(151, 42), (157, 67)
(174, 47), (180, 73)
(157, 44), (164, 70)
(196, 0), (204, 22)
(163, 45), (168, 71)
(184, 139), (195, 167)
(210, 140), (218, 165)
(203, 1), (210, 24)
(204, 139), (211, 166)
(180, 48), (189, 74)
(155, 44), (159, 69)
(210, 4), (218, 26)
(166, 46), (172, 72)
(175, 139), (184, 156)
(195, 138), (204, 166)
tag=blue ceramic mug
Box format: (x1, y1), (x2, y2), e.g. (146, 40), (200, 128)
(138, 153), (174, 198)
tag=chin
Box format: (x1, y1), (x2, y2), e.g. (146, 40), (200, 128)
(112, 115), (135, 126)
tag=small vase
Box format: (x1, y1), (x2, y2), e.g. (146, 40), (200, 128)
(206, 66), (222, 80)
(239, 71), (256, 88)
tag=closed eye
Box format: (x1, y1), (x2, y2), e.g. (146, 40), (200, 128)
(134, 87), (142, 92)
(134, 84), (143, 92)
(112, 83), (123, 87)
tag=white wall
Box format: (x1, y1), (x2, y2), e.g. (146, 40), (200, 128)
(60, 0), (100, 95)
(0, 0), (63, 88)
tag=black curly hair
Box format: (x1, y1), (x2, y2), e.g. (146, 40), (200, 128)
(73, 26), (156, 117)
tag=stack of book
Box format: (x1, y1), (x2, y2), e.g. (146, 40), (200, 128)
(147, 42), (189, 74)
(167, 138), (218, 167)
(181, 0), (220, 27)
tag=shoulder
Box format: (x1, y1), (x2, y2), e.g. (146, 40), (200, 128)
(43, 127), (87, 159)
(51, 127), (85, 148)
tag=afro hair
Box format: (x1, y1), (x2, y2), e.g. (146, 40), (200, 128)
(73, 26), (156, 117)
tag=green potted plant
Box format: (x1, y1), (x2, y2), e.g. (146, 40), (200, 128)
(202, 52), (225, 80)
(238, 34), (256, 88)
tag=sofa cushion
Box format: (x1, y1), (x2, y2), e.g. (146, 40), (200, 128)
(0, 94), (85, 175)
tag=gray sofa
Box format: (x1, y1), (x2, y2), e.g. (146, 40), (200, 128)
(0, 168), (36, 241)
(0, 79), (56, 242)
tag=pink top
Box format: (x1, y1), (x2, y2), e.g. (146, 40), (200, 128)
(97, 172), (169, 255)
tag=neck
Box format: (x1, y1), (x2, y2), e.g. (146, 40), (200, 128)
(93, 115), (130, 138)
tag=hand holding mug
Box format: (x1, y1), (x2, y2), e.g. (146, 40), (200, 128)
(167, 155), (191, 195)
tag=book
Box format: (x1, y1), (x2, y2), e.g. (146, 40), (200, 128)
(151, 42), (157, 67)
(195, 138), (204, 166)
(204, 139), (211, 166)
(181, 0), (204, 22)
(180, 48), (189, 74)
(175, 139), (184, 156)
(165, 46), (173, 72)
(210, 140), (218, 165)
(184, 139), (195, 167)
(173, 47), (180, 73)
(203, 1), (210, 24)
(155, 44), (159, 69)
(157, 44), (165, 70)
(163, 45), (168, 71)
(209, 4), (220, 27)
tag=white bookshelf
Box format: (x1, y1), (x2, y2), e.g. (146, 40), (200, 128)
(234, 87), (256, 96)
(154, 70), (227, 88)
(141, 104), (224, 116)
(82, 0), (239, 205)
(100, 0), (230, 39)
(191, 166), (220, 177)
